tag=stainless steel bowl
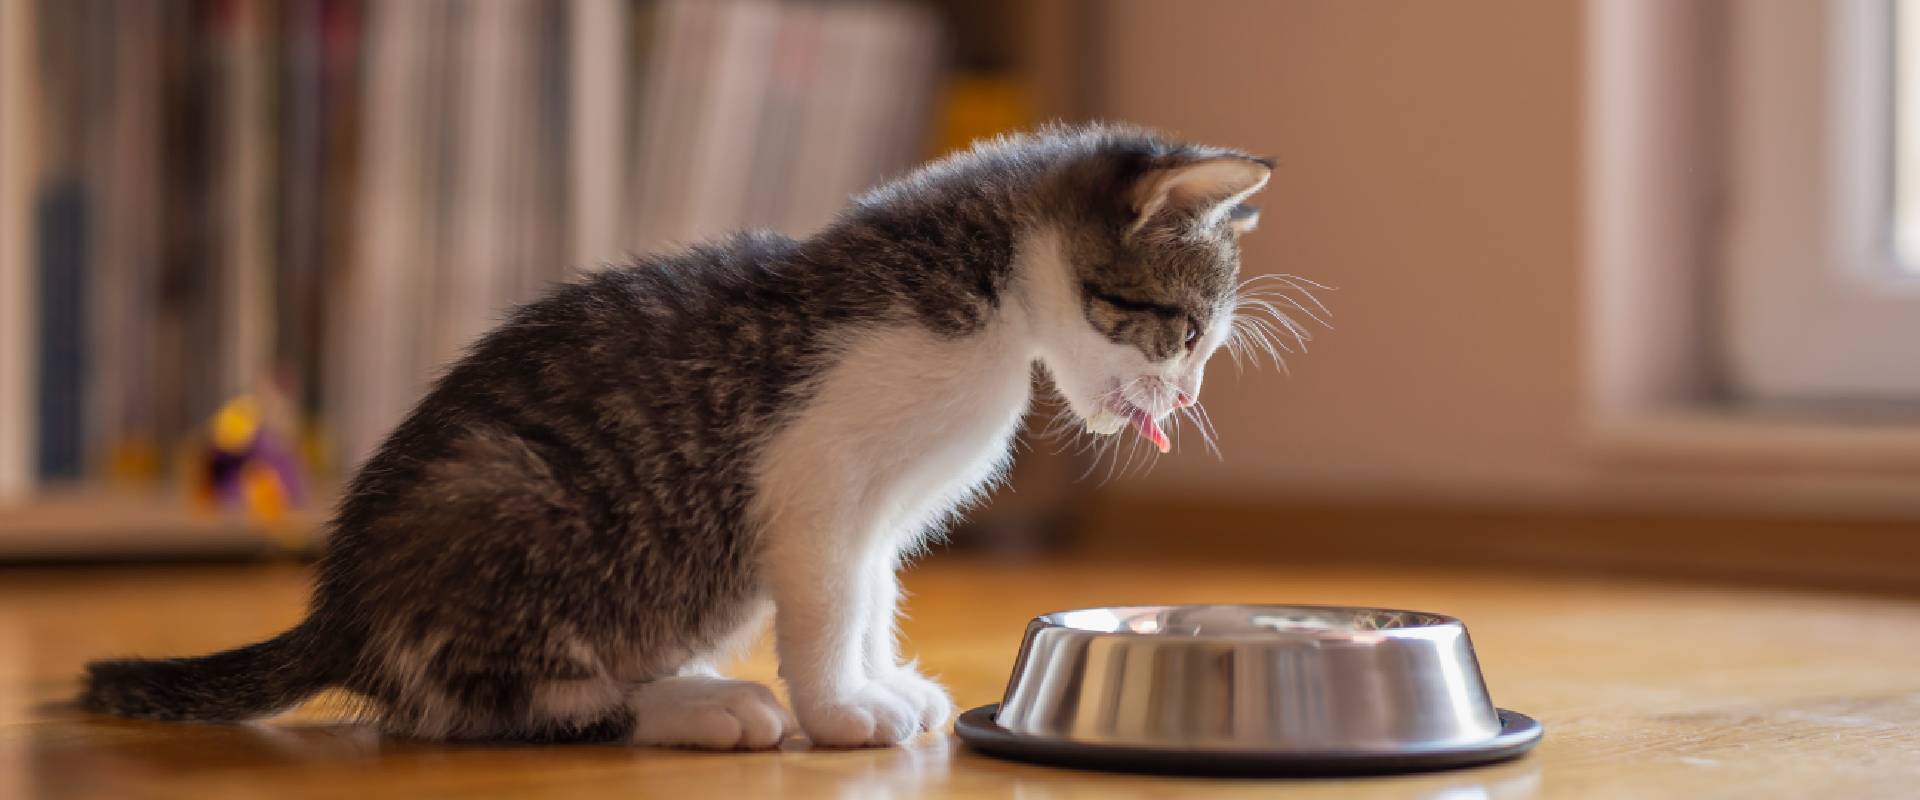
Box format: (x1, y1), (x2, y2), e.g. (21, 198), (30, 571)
(956, 605), (1542, 775)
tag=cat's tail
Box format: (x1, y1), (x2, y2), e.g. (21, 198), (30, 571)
(80, 618), (342, 722)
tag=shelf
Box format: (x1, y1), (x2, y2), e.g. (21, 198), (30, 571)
(0, 488), (322, 561)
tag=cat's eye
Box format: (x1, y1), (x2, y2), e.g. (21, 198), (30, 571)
(1184, 320), (1202, 352)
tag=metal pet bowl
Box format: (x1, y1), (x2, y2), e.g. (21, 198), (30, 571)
(955, 605), (1543, 776)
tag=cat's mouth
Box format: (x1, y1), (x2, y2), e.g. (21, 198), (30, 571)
(1085, 400), (1171, 454)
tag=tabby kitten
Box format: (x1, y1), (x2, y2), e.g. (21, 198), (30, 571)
(81, 124), (1298, 749)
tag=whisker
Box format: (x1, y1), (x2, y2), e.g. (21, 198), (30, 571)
(1129, 427), (1154, 479)
(1242, 310), (1308, 353)
(1198, 406), (1222, 457)
(1179, 405), (1221, 459)
(1246, 292), (1331, 331)
(1237, 293), (1324, 331)
(1191, 403), (1224, 457)
(1075, 429), (1122, 482)
(1048, 424), (1086, 456)
(1237, 272), (1335, 324)
(1266, 274), (1337, 309)
(1104, 428), (1135, 486)
(1236, 300), (1310, 348)
(1235, 318), (1291, 371)
(1229, 321), (1275, 371)
(1222, 332), (1248, 375)
(1238, 271), (1334, 292)
(1241, 312), (1299, 350)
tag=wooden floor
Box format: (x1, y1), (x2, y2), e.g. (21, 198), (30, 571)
(3, 556), (1918, 799)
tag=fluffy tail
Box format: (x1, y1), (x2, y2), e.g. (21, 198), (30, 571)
(80, 619), (339, 721)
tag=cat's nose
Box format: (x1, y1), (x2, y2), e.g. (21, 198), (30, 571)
(1173, 374), (1202, 407)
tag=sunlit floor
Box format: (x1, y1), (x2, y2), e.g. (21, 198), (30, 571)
(2, 556), (1918, 798)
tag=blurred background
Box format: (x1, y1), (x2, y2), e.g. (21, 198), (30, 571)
(1, 0), (1917, 590)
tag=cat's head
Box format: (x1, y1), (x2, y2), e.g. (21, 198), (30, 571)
(1029, 140), (1287, 454)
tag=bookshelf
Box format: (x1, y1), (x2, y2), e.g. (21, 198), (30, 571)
(0, 0), (1098, 560)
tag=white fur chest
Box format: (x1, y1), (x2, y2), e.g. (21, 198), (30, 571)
(751, 318), (1034, 556)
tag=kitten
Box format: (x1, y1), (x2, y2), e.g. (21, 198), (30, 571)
(80, 124), (1298, 749)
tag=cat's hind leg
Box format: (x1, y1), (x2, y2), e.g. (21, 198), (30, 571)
(625, 668), (792, 750)
(370, 640), (789, 748)
(364, 630), (634, 743)
(624, 604), (793, 750)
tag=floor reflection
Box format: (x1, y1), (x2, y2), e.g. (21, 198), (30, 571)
(1416, 763), (1543, 800)
(803, 734), (955, 800)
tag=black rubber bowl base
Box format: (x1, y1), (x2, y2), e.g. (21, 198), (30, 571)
(954, 704), (1543, 777)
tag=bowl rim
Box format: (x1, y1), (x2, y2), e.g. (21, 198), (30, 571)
(1027, 603), (1468, 642)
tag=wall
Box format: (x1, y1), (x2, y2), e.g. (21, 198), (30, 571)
(1082, 0), (1919, 516)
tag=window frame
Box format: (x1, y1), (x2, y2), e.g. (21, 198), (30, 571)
(1722, 0), (1920, 404)
(1583, 0), (1920, 481)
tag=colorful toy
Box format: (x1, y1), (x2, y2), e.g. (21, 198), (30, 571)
(189, 394), (306, 525)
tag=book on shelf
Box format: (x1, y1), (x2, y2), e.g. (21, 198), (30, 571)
(0, 0), (38, 500)
(1, 0), (948, 548)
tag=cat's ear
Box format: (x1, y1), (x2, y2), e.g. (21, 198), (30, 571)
(1130, 155), (1273, 235)
(1228, 204), (1261, 236)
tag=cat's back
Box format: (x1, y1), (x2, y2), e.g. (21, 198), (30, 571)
(534, 230), (804, 335)
(350, 230), (809, 473)
(326, 230), (810, 569)
(448, 231), (807, 381)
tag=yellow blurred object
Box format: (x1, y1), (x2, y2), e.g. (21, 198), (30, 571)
(930, 74), (1031, 157)
(102, 438), (162, 484)
(239, 461), (288, 524)
(211, 395), (263, 454)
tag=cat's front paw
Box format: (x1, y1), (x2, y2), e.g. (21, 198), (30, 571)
(873, 666), (953, 732)
(793, 684), (921, 748)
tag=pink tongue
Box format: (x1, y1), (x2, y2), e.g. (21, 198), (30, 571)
(1130, 409), (1171, 453)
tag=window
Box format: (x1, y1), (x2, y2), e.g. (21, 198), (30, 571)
(1724, 0), (1920, 404)
(1894, 0), (1920, 272)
